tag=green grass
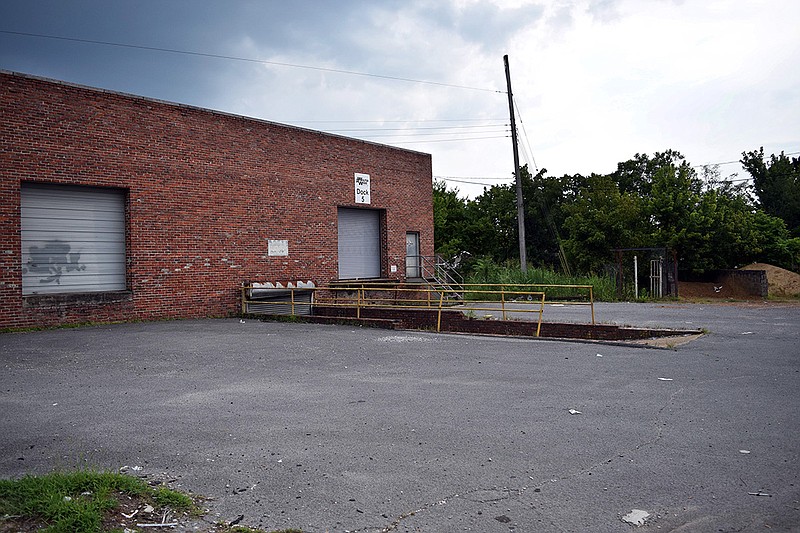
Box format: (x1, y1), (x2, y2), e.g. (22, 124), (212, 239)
(0, 470), (194, 533)
(464, 260), (617, 301)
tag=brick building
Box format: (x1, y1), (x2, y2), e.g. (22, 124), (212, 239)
(0, 71), (433, 329)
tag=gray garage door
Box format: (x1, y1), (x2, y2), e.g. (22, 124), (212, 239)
(337, 207), (381, 279)
(21, 183), (126, 295)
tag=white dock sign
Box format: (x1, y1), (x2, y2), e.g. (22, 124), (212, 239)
(354, 173), (371, 204)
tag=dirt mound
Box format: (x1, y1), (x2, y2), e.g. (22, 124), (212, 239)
(739, 263), (800, 297)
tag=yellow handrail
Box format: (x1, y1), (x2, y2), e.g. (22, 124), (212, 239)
(241, 281), (595, 329)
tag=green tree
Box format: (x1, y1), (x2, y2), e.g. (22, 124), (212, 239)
(465, 181), (518, 262)
(562, 174), (646, 273)
(609, 149), (687, 195)
(434, 149), (800, 279)
(518, 166), (576, 270)
(432, 180), (470, 259)
(741, 148), (800, 236)
(647, 162), (706, 270)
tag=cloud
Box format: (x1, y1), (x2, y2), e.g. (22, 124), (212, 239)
(1, 0), (798, 198)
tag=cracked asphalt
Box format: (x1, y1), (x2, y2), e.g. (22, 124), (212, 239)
(1, 302), (799, 532)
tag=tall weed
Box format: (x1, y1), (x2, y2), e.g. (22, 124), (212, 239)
(464, 260), (617, 301)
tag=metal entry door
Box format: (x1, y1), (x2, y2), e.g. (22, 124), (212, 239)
(406, 232), (420, 278)
(337, 208), (381, 279)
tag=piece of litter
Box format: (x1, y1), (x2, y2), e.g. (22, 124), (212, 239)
(748, 491), (772, 497)
(122, 510), (139, 519)
(136, 522), (178, 528)
(551, 304), (565, 307)
(239, 319), (245, 324)
(52, 403), (58, 406)
(63, 496), (72, 502)
(621, 509), (650, 526)
(739, 450), (751, 454)
(596, 353), (603, 357)
(741, 331), (753, 335)
(131, 465), (143, 471)
(657, 378), (673, 381)
(143, 504), (155, 514)
(568, 409), (582, 415)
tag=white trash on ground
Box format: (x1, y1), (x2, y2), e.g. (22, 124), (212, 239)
(621, 509), (650, 526)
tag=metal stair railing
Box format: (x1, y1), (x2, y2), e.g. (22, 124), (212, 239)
(412, 255), (464, 299)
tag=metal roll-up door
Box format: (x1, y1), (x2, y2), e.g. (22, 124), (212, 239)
(21, 183), (126, 295)
(337, 207), (380, 279)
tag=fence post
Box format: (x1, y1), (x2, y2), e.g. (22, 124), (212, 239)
(589, 286), (595, 325)
(437, 290), (445, 332)
(536, 293), (544, 337)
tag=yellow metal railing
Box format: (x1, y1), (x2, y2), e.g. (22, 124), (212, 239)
(462, 283), (595, 324)
(313, 285), (546, 335)
(241, 282), (596, 335)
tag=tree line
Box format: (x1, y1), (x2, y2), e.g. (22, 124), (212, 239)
(434, 148), (800, 275)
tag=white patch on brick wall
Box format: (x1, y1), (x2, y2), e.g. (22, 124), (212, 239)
(268, 240), (289, 256)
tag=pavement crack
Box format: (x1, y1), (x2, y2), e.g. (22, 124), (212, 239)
(377, 486), (527, 532)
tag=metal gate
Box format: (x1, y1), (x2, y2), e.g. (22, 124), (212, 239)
(650, 258), (663, 298)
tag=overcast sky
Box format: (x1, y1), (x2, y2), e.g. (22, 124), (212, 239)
(2, 0), (798, 197)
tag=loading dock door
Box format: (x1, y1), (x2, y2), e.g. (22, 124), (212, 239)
(337, 208), (380, 279)
(20, 183), (126, 295)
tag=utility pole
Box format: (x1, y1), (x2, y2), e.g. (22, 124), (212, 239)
(504, 54), (527, 273)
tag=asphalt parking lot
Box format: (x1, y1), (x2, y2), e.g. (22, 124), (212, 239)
(1, 302), (799, 532)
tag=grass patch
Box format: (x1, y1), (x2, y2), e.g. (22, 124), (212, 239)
(465, 260), (617, 301)
(0, 470), (195, 533)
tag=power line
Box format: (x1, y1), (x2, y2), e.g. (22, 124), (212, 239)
(513, 96), (539, 172)
(325, 123), (508, 133)
(358, 129), (509, 139)
(435, 176), (512, 186)
(384, 135), (510, 145)
(436, 175), (511, 181)
(289, 118), (507, 124)
(0, 29), (505, 93)
(693, 151), (800, 169)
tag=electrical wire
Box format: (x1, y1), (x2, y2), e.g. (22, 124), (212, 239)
(512, 96), (539, 172)
(436, 175), (512, 181)
(435, 177), (512, 186)
(0, 29), (505, 93)
(288, 118), (507, 124)
(693, 151), (800, 169)
(359, 130), (510, 139)
(382, 135), (510, 145)
(325, 123), (508, 133)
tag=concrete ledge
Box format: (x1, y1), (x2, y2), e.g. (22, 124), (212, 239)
(262, 306), (702, 341)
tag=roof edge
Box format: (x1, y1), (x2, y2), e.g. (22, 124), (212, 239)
(0, 69), (432, 158)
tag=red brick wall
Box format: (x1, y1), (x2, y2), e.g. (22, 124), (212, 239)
(0, 72), (433, 328)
